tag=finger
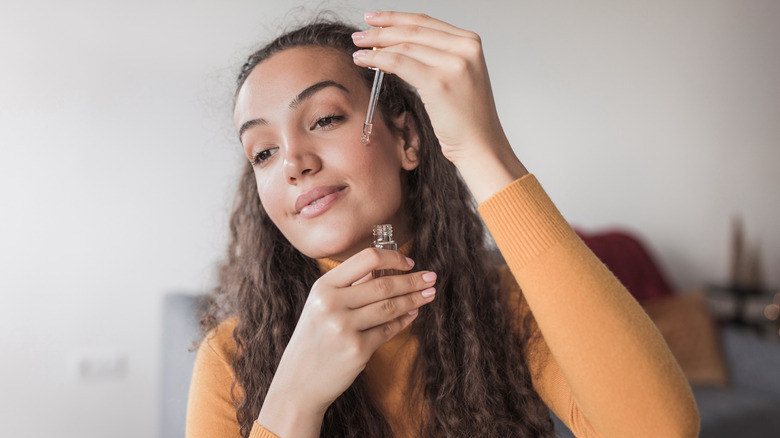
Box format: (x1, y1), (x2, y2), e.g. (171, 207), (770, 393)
(351, 272), (373, 287)
(353, 48), (454, 92)
(325, 247), (415, 288)
(360, 307), (420, 350)
(352, 25), (478, 55)
(348, 270), (437, 308)
(351, 286), (436, 331)
(364, 11), (476, 39)
(357, 42), (464, 72)
(353, 48), (429, 82)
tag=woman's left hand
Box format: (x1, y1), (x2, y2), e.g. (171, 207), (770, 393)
(351, 11), (527, 202)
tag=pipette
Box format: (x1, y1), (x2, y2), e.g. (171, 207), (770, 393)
(361, 66), (385, 144)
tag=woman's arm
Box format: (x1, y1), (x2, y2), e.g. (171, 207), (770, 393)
(482, 175), (700, 437)
(186, 319), (288, 438)
(186, 319), (245, 438)
(353, 11), (699, 437)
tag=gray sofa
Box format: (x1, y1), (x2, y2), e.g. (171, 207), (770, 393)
(162, 294), (780, 438)
(161, 294), (205, 438)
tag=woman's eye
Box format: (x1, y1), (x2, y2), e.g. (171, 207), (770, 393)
(252, 148), (277, 165)
(313, 115), (343, 129)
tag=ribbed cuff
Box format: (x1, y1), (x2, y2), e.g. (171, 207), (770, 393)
(477, 174), (575, 268)
(249, 421), (280, 438)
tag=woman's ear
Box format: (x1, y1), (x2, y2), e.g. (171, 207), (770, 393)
(390, 112), (420, 171)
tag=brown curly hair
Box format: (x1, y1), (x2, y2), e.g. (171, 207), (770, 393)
(200, 18), (556, 438)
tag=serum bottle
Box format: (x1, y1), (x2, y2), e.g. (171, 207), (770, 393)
(372, 224), (398, 279)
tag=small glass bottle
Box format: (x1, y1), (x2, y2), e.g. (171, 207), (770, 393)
(372, 224), (398, 278)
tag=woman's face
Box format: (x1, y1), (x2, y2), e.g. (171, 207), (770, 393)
(234, 46), (418, 261)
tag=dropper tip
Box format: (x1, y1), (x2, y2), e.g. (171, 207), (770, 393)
(361, 123), (373, 144)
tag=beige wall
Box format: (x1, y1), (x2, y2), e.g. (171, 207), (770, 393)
(1, 0), (778, 436)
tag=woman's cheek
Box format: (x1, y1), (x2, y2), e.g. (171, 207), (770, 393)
(255, 175), (285, 219)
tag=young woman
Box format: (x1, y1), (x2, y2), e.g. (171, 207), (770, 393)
(187, 11), (699, 438)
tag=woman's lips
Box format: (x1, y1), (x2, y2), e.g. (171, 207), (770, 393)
(295, 185), (347, 219)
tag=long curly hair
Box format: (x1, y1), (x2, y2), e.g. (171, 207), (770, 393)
(200, 19), (556, 438)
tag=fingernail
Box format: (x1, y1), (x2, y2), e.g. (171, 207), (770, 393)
(421, 287), (436, 298)
(364, 11), (378, 19)
(422, 272), (437, 282)
(405, 257), (415, 267)
(408, 308), (419, 316)
(351, 31), (366, 40)
(352, 50), (368, 59)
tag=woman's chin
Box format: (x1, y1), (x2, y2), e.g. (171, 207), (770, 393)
(297, 237), (369, 262)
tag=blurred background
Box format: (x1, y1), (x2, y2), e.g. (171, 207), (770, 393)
(1, 0), (778, 437)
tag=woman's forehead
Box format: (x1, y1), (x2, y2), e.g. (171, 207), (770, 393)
(234, 46), (366, 120)
(244, 47), (361, 94)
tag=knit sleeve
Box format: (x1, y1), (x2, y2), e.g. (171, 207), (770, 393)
(479, 174), (699, 438)
(185, 319), (280, 438)
(497, 267), (599, 437)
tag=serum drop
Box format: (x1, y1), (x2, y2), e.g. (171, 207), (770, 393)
(372, 224), (398, 279)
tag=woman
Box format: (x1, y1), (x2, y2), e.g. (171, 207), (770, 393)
(187, 11), (699, 438)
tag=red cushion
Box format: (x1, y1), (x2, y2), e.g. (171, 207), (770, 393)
(575, 228), (674, 302)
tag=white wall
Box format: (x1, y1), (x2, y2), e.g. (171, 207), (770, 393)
(1, 1), (777, 436)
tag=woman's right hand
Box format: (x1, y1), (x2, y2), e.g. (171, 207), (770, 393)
(256, 248), (437, 436)
(352, 11), (529, 204)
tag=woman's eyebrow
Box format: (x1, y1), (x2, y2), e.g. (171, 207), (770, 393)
(239, 80), (350, 140)
(288, 80), (349, 110)
(239, 118), (267, 140)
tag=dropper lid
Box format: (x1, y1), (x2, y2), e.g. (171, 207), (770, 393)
(372, 224), (395, 244)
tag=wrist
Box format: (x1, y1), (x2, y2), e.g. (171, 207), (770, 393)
(452, 141), (528, 204)
(257, 387), (325, 438)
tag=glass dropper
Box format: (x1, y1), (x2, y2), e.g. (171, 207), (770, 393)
(361, 66), (385, 144)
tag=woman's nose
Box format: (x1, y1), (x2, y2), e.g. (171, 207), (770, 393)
(282, 140), (321, 184)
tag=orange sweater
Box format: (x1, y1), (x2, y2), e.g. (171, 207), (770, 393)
(186, 174), (699, 438)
